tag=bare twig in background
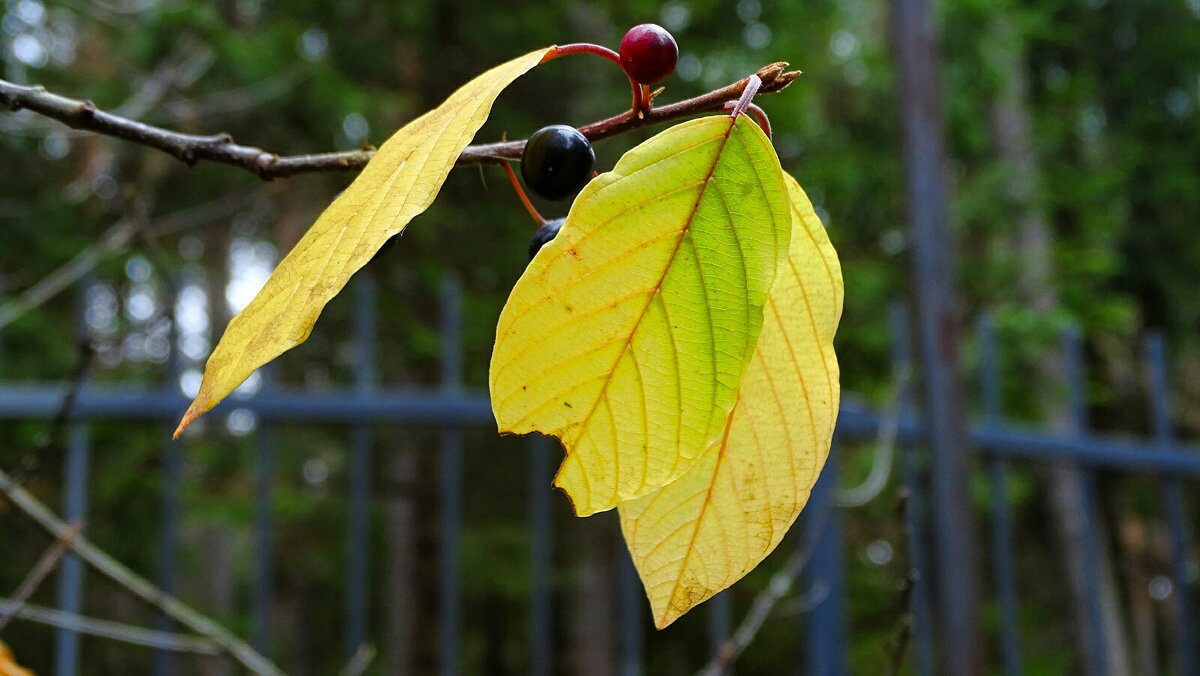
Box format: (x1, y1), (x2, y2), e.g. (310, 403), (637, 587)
(1, 63), (799, 179)
(0, 221), (134, 327)
(0, 191), (258, 330)
(0, 467), (284, 676)
(0, 523), (81, 631)
(836, 365), (911, 507)
(0, 598), (220, 655)
(0, 37), (213, 139)
(697, 505), (831, 676)
(4, 339), (94, 489)
(163, 68), (304, 120)
(337, 643), (378, 676)
(884, 489), (916, 676)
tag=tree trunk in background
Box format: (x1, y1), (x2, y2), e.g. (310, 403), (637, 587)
(1118, 517), (1159, 675)
(988, 15), (1132, 676)
(571, 518), (618, 676)
(383, 444), (419, 676)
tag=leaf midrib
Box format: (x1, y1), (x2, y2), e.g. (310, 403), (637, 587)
(556, 116), (741, 510)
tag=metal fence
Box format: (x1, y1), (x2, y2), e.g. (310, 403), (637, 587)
(1, 272), (1198, 675)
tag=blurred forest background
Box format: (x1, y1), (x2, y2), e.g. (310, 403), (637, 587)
(1, 0), (1198, 674)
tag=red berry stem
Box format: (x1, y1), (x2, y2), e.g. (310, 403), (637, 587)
(501, 162), (546, 227)
(543, 43), (647, 114)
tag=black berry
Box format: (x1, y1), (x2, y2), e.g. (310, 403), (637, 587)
(521, 125), (595, 201)
(528, 218), (565, 259)
(619, 24), (679, 85)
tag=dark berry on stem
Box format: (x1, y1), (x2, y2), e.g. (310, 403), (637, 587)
(619, 23), (679, 85)
(520, 125), (596, 201)
(529, 217), (565, 259)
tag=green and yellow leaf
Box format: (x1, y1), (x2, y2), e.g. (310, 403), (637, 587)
(174, 46), (552, 436)
(618, 173), (842, 628)
(490, 115), (791, 516)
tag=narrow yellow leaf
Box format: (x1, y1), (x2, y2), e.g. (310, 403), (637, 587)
(490, 116), (791, 516)
(618, 173), (843, 629)
(174, 47), (552, 436)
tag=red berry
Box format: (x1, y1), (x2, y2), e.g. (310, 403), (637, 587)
(619, 24), (679, 85)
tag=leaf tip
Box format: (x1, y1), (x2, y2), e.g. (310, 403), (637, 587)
(172, 401), (205, 439)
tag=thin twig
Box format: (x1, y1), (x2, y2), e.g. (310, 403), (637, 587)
(337, 643), (377, 676)
(884, 490), (916, 676)
(0, 598), (220, 655)
(0, 523), (81, 631)
(0, 191), (258, 330)
(6, 340), (95, 488)
(0, 467), (283, 676)
(836, 365), (911, 507)
(1, 63), (799, 180)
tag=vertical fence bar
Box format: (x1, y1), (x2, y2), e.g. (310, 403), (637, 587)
(252, 405), (276, 657)
(56, 283), (91, 676)
(618, 547), (643, 676)
(1145, 334), (1198, 676)
(891, 0), (983, 668)
(345, 271), (376, 659)
(530, 436), (553, 676)
(707, 590), (733, 671)
(806, 451), (844, 676)
(890, 302), (933, 676)
(438, 276), (463, 676)
(979, 315), (1021, 676)
(154, 280), (182, 676)
(54, 423), (89, 676)
(1063, 327), (1109, 674)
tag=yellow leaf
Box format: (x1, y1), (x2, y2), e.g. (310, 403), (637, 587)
(175, 47), (552, 436)
(0, 641), (33, 676)
(490, 115), (791, 516)
(617, 172), (842, 628)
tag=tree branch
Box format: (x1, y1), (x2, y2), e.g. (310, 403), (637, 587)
(0, 523), (80, 631)
(0, 63), (798, 180)
(0, 467), (283, 675)
(0, 598), (221, 656)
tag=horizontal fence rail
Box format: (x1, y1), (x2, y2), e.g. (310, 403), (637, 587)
(4, 389), (1200, 476)
(1, 281), (1197, 675)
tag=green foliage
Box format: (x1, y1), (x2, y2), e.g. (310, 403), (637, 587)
(2, 0), (1198, 673)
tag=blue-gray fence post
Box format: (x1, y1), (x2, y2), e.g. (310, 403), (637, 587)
(438, 275), (463, 676)
(618, 544), (643, 676)
(345, 271), (376, 659)
(54, 423), (90, 676)
(252, 403), (276, 657)
(619, 549), (648, 676)
(154, 280), (182, 676)
(892, 0), (983, 668)
(806, 450), (844, 676)
(707, 590), (733, 670)
(1145, 334), (1198, 676)
(979, 314), (1021, 676)
(891, 302), (932, 676)
(530, 436), (553, 676)
(1064, 327), (1110, 674)
(56, 283), (91, 676)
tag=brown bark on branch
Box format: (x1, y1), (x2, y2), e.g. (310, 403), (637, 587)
(0, 63), (798, 180)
